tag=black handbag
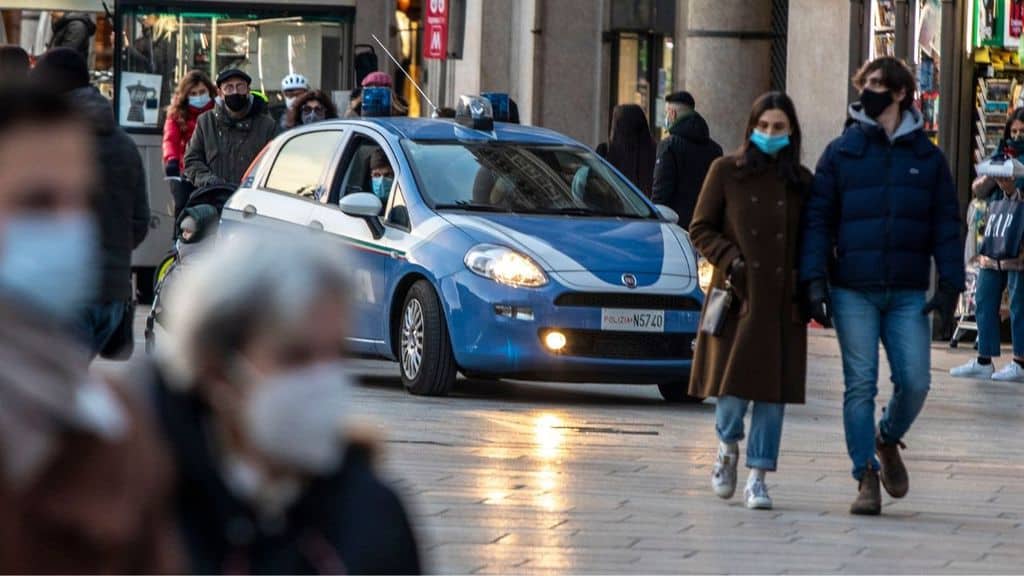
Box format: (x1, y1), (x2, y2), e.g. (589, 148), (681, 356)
(100, 299), (135, 360)
(699, 280), (734, 337)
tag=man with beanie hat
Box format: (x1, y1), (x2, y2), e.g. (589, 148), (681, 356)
(31, 48), (150, 359)
(183, 67), (278, 188)
(652, 91), (723, 229)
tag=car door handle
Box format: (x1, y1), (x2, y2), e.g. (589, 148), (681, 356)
(242, 205), (257, 219)
(309, 220), (324, 231)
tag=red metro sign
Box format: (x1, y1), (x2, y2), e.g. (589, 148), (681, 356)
(423, 0), (448, 60)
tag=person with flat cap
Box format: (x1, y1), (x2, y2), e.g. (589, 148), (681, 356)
(652, 91), (723, 229)
(184, 68), (279, 189)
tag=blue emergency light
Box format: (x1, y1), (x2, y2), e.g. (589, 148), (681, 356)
(455, 95), (494, 131)
(481, 92), (510, 122)
(362, 87), (392, 117)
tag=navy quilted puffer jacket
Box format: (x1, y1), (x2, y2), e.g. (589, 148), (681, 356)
(800, 105), (965, 292)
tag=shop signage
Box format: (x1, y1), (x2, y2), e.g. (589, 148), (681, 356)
(424, 0), (448, 60)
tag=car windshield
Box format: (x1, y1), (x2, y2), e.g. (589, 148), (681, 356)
(401, 141), (655, 218)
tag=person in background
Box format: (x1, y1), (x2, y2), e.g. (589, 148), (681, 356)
(163, 70), (216, 220)
(32, 48), (150, 359)
(689, 92), (812, 511)
(279, 72), (310, 129)
(369, 148), (394, 205)
(951, 108), (1024, 382)
(0, 45), (29, 85)
(0, 84), (180, 574)
(652, 91), (724, 229)
(47, 11), (95, 62)
(596, 104), (656, 197)
(184, 68), (278, 188)
(153, 232), (421, 574)
(800, 57), (964, 516)
(346, 71), (409, 118)
(283, 89), (339, 130)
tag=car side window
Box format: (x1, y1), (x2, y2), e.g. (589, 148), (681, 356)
(265, 131), (345, 201)
(331, 134), (397, 211)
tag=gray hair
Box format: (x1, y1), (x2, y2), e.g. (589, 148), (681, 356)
(159, 230), (350, 389)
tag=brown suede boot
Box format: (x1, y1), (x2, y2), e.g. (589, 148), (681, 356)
(850, 465), (882, 516)
(876, 433), (909, 498)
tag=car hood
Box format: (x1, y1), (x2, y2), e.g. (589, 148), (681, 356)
(440, 213), (695, 277)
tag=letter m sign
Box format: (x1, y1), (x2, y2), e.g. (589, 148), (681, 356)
(423, 0), (448, 60)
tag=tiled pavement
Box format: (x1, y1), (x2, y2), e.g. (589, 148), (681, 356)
(107, 321), (1023, 574)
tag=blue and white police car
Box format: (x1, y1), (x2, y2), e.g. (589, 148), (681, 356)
(222, 97), (705, 401)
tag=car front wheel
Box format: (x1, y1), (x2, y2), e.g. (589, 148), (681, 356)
(400, 280), (457, 396)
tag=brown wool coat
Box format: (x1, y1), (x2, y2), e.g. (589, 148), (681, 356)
(688, 154), (811, 404)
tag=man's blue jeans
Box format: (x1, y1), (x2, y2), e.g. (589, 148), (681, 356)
(74, 300), (128, 359)
(832, 288), (931, 481)
(975, 268), (1024, 358)
(715, 395), (786, 471)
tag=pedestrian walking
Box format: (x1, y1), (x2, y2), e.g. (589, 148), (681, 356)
(800, 57), (964, 515)
(0, 85), (180, 574)
(183, 68), (279, 188)
(283, 89), (339, 129)
(596, 104), (656, 196)
(46, 10), (95, 62)
(152, 232), (422, 574)
(163, 70), (216, 220)
(689, 92), (812, 511)
(32, 48), (150, 359)
(951, 108), (1024, 383)
(279, 72), (310, 129)
(652, 91), (723, 229)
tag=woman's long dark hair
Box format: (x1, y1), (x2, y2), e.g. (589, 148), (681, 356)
(605, 104), (656, 196)
(1002, 108), (1024, 143)
(167, 70), (216, 134)
(285, 90), (340, 128)
(736, 91), (804, 186)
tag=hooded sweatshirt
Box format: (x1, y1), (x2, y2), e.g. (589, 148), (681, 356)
(69, 86), (150, 301)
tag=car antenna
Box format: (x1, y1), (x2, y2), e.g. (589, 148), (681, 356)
(370, 33), (440, 118)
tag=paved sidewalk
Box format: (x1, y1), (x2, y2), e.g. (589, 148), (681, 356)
(349, 332), (1024, 574)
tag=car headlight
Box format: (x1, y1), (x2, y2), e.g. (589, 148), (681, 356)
(464, 245), (548, 288)
(698, 257), (714, 293)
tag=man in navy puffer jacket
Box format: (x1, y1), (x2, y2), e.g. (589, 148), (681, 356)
(800, 58), (964, 516)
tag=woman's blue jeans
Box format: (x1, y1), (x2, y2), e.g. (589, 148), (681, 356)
(975, 268), (1024, 358)
(715, 395), (786, 471)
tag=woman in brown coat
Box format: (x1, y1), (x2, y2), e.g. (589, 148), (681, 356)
(688, 92), (812, 510)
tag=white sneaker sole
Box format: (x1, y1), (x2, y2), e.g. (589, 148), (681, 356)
(746, 496), (773, 510)
(950, 368), (994, 379)
(713, 482), (737, 500)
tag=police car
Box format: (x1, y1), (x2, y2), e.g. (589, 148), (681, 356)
(222, 96), (704, 401)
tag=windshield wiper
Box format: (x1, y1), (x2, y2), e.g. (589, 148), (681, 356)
(434, 201), (512, 212)
(521, 206), (648, 218)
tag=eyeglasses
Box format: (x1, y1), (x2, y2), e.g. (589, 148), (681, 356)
(301, 104), (325, 114)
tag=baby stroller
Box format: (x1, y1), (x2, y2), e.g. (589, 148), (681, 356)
(144, 183), (236, 354)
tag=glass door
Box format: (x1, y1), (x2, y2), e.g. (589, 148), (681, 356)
(611, 32), (672, 140)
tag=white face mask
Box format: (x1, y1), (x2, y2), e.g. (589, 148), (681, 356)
(241, 361), (352, 474)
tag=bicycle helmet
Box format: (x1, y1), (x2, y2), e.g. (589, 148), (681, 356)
(280, 73), (309, 92)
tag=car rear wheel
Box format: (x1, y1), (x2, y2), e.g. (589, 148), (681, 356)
(658, 376), (703, 403)
(400, 281), (457, 396)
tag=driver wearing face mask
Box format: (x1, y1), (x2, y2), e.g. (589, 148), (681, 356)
(0, 86), (181, 574)
(369, 148), (394, 205)
(151, 232), (421, 574)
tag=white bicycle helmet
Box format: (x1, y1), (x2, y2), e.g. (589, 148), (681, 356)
(281, 73), (310, 92)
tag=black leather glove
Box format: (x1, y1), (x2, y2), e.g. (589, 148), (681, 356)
(727, 257), (746, 294)
(165, 159), (180, 178)
(922, 281), (961, 324)
(804, 278), (833, 328)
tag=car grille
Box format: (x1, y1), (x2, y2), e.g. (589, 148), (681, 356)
(554, 292), (701, 311)
(550, 329), (696, 360)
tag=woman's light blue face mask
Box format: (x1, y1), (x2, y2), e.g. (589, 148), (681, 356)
(750, 130), (791, 156)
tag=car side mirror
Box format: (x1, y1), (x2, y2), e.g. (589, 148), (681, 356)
(655, 204), (680, 224)
(340, 192), (385, 239)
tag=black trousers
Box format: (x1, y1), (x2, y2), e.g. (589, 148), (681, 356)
(169, 178), (194, 222)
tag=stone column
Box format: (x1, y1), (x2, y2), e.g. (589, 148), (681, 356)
(678, 0), (774, 152)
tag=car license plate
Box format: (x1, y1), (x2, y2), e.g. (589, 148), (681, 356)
(600, 308), (665, 332)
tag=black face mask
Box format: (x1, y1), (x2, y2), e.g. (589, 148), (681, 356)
(860, 89), (894, 119)
(224, 93), (249, 113)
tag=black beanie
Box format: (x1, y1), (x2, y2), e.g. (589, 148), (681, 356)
(32, 47), (90, 94)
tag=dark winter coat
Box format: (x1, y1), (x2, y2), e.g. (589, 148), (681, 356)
(49, 12), (96, 61)
(152, 370), (422, 575)
(652, 111), (723, 228)
(184, 97), (279, 188)
(689, 153), (812, 404)
(799, 106), (965, 292)
(70, 86), (150, 301)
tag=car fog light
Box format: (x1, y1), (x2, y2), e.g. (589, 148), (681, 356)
(544, 331), (567, 352)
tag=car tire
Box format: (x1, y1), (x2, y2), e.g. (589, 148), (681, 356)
(400, 280), (458, 396)
(658, 378), (703, 403)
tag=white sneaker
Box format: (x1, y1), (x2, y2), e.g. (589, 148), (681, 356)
(711, 445), (738, 499)
(992, 362), (1024, 382)
(950, 359), (995, 379)
(745, 477), (773, 510)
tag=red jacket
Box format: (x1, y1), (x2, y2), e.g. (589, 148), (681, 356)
(162, 102), (214, 167)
